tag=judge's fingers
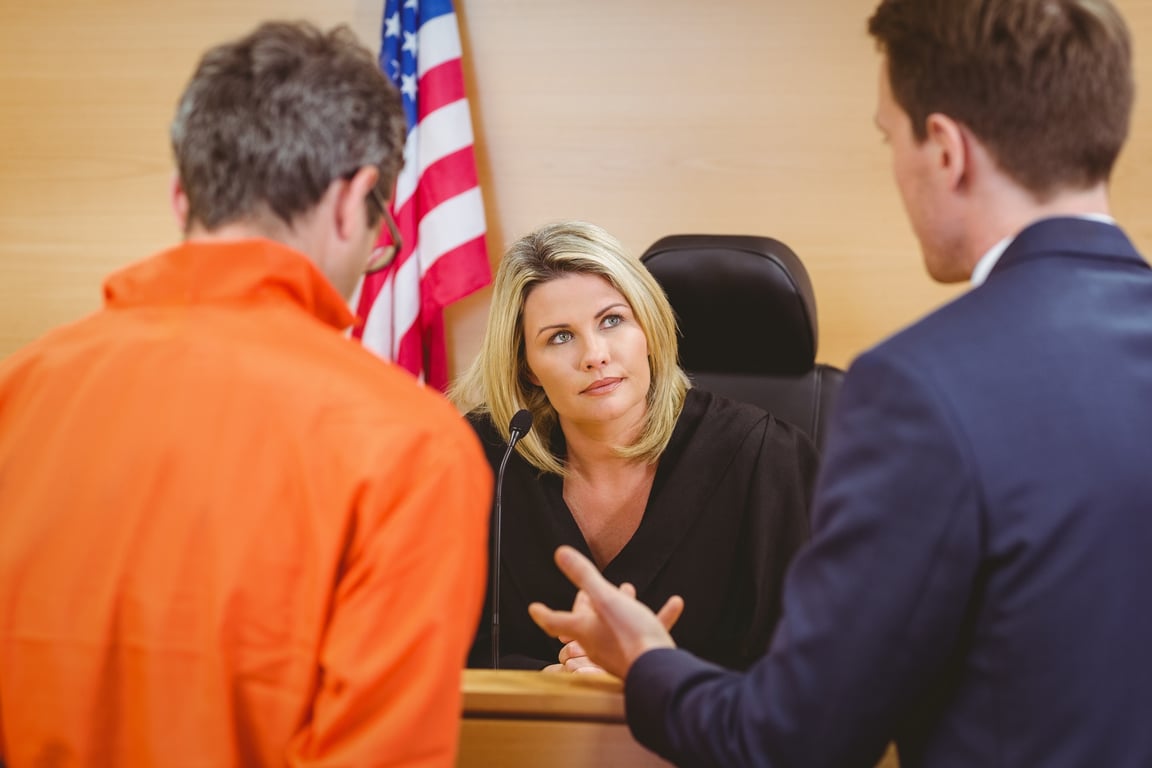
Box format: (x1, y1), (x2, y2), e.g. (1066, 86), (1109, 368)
(565, 656), (606, 674)
(558, 640), (587, 665)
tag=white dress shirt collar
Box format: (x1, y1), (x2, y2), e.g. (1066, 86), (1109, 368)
(970, 213), (1116, 287)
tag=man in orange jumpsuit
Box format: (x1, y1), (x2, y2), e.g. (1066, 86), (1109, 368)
(0, 20), (492, 767)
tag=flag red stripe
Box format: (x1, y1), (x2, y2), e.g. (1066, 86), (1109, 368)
(353, 176), (487, 341)
(421, 236), (491, 311)
(416, 59), (466, 120)
(409, 147), (480, 221)
(394, 318), (426, 380)
(379, 146), (486, 307)
(384, 149), (480, 271)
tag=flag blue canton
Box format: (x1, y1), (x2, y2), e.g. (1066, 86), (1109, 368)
(381, 0), (457, 130)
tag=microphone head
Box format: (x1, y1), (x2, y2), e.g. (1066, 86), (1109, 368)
(509, 408), (533, 438)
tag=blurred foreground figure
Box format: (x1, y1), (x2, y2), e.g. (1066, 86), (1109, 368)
(0, 20), (491, 767)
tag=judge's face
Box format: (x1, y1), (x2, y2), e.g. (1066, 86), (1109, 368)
(521, 273), (650, 430)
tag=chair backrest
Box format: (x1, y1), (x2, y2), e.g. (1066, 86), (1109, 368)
(640, 234), (845, 451)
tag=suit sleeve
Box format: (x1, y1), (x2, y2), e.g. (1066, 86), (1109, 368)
(626, 350), (984, 768)
(287, 417), (493, 767)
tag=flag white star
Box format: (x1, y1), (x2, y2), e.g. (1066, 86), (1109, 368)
(384, 12), (400, 38)
(389, 58), (401, 79)
(404, 0), (418, 9)
(401, 72), (417, 100)
(382, 11), (400, 38)
(402, 31), (417, 55)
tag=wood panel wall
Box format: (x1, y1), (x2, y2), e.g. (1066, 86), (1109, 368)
(3, 0), (1151, 374)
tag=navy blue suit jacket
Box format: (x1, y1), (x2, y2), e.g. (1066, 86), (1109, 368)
(626, 217), (1152, 767)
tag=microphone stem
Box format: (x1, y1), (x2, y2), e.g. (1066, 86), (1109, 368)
(492, 433), (519, 669)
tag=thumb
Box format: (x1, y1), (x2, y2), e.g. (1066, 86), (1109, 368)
(655, 594), (685, 630)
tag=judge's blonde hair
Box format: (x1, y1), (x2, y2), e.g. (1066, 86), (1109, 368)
(450, 220), (690, 476)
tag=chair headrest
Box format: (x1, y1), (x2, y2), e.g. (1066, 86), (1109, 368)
(641, 234), (818, 376)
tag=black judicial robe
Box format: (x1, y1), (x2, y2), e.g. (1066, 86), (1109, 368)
(467, 388), (818, 671)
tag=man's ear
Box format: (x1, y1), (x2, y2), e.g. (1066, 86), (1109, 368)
(925, 112), (969, 191)
(170, 174), (190, 232)
(335, 166), (380, 241)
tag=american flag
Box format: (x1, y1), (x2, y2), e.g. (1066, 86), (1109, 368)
(353, 0), (491, 390)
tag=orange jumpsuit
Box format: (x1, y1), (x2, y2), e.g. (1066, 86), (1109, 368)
(0, 239), (492, 767)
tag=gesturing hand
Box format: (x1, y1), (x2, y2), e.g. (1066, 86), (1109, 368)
(529, 546), (683, 679)
(543, 583), (643, 675)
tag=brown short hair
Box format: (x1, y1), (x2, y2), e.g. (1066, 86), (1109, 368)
(170, 21), (406, 230)
(868, 0), (1133, 198)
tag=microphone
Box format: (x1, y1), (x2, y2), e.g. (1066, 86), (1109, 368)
(492, 408), (533, 669)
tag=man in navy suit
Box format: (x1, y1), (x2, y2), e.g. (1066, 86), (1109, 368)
(529, 0), (1152, 766)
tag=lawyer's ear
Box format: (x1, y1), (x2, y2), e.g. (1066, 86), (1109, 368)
(925, 112), (969, 191)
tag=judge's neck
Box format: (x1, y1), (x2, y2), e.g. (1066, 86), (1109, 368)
(561, 416), (648, 479)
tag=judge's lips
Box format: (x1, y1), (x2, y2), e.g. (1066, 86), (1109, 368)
(581, 377), (623, 395)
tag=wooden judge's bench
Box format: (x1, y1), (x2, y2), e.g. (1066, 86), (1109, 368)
(457, 670), (900, 767)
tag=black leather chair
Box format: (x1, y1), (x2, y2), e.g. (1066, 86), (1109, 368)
(641, 234), (845, 451)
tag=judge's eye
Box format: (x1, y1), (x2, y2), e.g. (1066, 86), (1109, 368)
(601, 314), (623, 329)
(548, 330), (574, 345)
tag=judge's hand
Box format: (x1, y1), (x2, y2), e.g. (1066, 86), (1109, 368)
(542, 639), (606, 674)
(529, 545), (683, 679)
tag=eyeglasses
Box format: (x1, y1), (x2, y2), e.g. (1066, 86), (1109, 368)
(365, 187), (402, 275)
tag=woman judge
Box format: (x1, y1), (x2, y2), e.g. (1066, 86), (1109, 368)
(451, 220), (817, 671)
